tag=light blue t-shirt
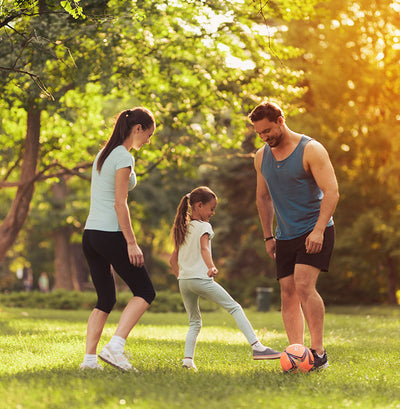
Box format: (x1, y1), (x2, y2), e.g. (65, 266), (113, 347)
(85, 145), (137, 231)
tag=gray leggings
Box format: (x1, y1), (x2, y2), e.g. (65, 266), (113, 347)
(178, 278), (258, 358)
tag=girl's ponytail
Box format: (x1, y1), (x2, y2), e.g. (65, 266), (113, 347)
(172, 195), (190, 248)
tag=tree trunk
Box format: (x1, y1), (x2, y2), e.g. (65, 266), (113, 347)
(70, 242), (91, 291)
(0, 107), (40, 262)
(54, 225), (75, 290)
(52, 179), (76, 290)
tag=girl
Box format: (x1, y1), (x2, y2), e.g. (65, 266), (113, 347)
(169, 186), (281, 370)
(80, 107), (156, 371)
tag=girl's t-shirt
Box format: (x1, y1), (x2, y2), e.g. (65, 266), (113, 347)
(85, 145), (136, 231)
(178, 220), (214, 280)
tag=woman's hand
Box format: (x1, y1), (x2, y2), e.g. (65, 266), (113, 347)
(127, 242), (144, 267)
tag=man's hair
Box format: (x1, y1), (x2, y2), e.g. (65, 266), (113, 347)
(248, 101), (284, 123)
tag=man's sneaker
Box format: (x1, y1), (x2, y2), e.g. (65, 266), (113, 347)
(182, 358), (198, 371)
(253, 347), (282, 360)
(310, 349), (329, 370)
(99, 344), (133, 371)
(80, 363), (103, 370)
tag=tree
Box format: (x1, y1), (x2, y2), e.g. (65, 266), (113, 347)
(281, 0), (400, 303)
(0, 0), (318, 291)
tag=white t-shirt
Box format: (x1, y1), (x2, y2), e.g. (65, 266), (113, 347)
(85, 145), (136, 231)
(178, 220), (214, 280)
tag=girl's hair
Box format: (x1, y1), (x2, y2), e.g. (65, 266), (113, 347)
(248, 101), (284, 123)
(171, 186), (217, 248)
(97, 107), (155, 172)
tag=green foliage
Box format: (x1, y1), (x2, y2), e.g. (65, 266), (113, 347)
(0, 307), (399, 408)
(60, 0), (85, 19)
(0, 289), (221, 312)
(279, 0), (400, 304)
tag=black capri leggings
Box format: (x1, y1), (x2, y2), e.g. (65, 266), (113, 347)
(82, 230), (156, 313)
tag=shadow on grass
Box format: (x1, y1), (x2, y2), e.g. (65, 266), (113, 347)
(0, 338), (399, 409)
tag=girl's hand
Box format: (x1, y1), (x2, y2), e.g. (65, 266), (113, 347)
(207, 267), (218, 277)
(128, 242), (144, 267)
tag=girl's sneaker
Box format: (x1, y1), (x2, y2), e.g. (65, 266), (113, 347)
(182, 358), (198, 371)
(253, 347), (282, 360)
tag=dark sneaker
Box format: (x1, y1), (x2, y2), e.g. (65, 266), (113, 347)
(253, 347), (282, 360)
(310, 349), (329, 370)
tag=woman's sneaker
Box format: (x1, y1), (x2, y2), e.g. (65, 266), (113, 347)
(99, 344), (133, 371)
(253, 347), (282, 360)
(310, 349), (329, 370)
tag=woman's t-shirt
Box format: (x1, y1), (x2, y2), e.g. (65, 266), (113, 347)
(178, 220), (214, 280)
(85, 145), (136, 231)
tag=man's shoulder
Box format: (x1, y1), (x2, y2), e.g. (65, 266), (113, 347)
(304, 138), (328, 154)
(254, 145), (266, 167)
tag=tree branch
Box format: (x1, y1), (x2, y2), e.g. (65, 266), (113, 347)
(0, 66), (55, 100)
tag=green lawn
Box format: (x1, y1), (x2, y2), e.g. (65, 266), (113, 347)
(0, 305), (399, 409)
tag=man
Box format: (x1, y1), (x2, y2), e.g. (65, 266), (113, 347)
(249, 101), (339, 370)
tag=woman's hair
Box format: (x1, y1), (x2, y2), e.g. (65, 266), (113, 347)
(248, 101), (284, 123)
(171, 186), (217, 248)
(97, 107), (155, 172)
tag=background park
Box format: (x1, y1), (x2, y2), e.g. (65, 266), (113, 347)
(0, 0), (399, 408)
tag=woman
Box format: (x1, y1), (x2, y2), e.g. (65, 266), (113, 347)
(80, 107), (156, 371)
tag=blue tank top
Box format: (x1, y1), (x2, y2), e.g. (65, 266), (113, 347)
(261, 135), (333, 240)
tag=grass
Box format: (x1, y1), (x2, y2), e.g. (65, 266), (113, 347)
(0, 305), (399, 409)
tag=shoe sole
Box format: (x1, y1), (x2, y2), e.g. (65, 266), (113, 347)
(99, 350), (132, 371)
(312, 362), (329, 371)
(182, 364), (198, 371)
(253, 353), (282, 360)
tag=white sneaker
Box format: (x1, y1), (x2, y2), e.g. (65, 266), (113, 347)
(99, 344), (133, 371)
(80, 363), (103, 370)
(182, 358), (198, 371)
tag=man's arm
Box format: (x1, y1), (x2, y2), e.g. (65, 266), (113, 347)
(254, 148), (276, 260)
(304, 141), (340, 254)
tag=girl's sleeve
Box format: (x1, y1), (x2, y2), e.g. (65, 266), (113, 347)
(201, 222), (214, 240)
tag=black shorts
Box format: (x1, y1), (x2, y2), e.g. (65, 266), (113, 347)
(275, 225), (335, 280)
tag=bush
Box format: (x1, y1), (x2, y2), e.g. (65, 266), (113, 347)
(0, 289), (220, 312)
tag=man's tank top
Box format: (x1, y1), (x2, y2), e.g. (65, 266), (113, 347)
(261, 135), (333, 240)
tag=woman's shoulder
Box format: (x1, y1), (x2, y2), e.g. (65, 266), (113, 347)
(111, 145), (132, 156)
(109, 145), (134, 164)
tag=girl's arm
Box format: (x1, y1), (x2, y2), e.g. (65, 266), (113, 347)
(200, 233), (218, 277)
(169, 247), (179, 278)
(114, 167), (144, 267)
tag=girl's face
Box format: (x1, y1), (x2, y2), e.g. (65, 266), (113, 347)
(196, 198), (217, 222)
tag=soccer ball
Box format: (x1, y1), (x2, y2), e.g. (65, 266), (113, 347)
(280, 344), (314, 373)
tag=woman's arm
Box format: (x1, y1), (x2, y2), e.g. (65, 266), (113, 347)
(114, 167), (144, 266)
